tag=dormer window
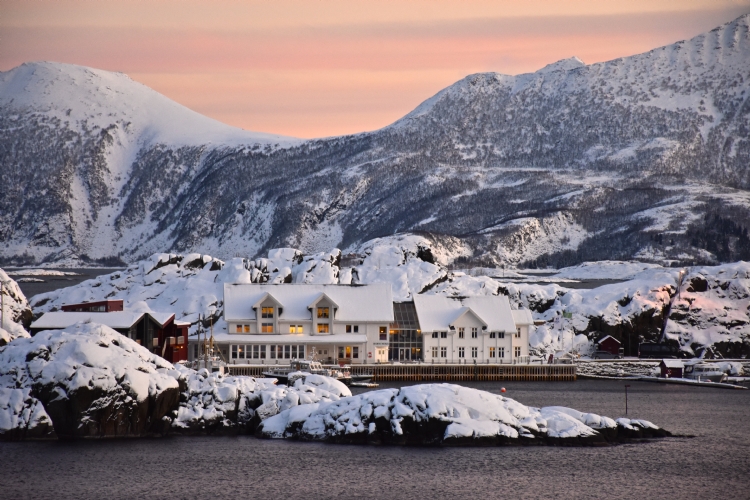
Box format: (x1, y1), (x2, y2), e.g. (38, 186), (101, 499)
(262, 307), (274, 318)
(317, 307), (329, 319)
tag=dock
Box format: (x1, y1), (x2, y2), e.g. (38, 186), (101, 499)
(226, 363), (576, 381)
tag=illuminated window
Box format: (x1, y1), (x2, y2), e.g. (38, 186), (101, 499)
(261, 323), (273, 333)
(243, 325), (250, 333)
(261, 307), (274, 318)
(235, 325), (242, 333)
(489, 347), (496, 358)
(317, 323), (329, 334)
(317, 307), (329, 319)
(289, 325), (303, 333)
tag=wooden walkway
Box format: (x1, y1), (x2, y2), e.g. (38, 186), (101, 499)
(226, 364), (576, 381)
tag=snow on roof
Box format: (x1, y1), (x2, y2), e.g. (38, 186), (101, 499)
(30, 311), (174, 330)
(208, 333), (367, 344)
(413, 295), (516, 332)
(597, 335), (620, 344)
(661, 359), (684, 368)
(511, 309), (534, 326)
(31, 311), (144, 330)
(223, 283), (394, 323)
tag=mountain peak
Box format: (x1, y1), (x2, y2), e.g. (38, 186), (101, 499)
(536, 57), (586, 74)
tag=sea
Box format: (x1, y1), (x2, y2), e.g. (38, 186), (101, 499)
(2, 379), (748, 499)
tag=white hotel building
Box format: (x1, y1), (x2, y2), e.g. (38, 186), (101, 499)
(190, 283), (533, 365)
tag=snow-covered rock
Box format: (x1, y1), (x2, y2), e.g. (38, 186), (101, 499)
(0, 322), (180, 439)
(257, 383), (668, 445)
(0, 268), (32, 345)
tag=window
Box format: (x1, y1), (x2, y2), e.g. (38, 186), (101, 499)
(458, 327), (465, 339)
(317, 323), (329, 334)
(489, 347), (496, 358)
(289, 325), (302, 333)
(338, 346), (345, 359)
(284, 345), (291, 359)
(262, 323), (273, 333)
(353, 325), (359, 333)
(236, 325), (242, 333)
(231, 345), (238, 359)
(440, 331), (447, 339)
(379, 326), (387, 341)
(471, 347), (478, 358)
(269, 345), (277, 359)
(193, 344), (198, 359)
(499, 347), (505, 358)
(237, 345), (245, 359)
(489, 332), (495, 339)
(262, 307), (274, 318)
(440, 347), (447, 358)
(431, 347), (438, 357)
(514, 346), (521, 357)
(253, 345), (266, 359)
(471, 327), (478, 339)
(298, 345), (305, 359)
(244, 325), (250, 333)
(515, 328), (522, 338)
(353, 347), (359, 359)
(458, 347), (465, 358)
(346, 325), (352, 333)
(499, 331), (505, 339)
(317, 307), (329, 319)
(345, 325), (360, 333)
(291, 345), (298, 358)
(432, 332), (438, 338)
(236, 324), (251, 333)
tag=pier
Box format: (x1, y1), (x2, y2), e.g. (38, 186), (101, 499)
(226, 363), (576, 381)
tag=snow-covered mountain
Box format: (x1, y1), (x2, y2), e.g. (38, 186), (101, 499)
(1, 15), (750, 267)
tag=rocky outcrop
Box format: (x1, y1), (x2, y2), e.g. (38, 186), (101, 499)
(0, 323), (180, 440)
(256, 384), (670, 446)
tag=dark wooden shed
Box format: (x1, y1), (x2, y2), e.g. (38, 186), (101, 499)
(660, 359), (684, 378)
(597, 335), (622, 356)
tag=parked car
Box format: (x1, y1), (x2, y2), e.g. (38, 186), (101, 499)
(592, 350), (622, 360)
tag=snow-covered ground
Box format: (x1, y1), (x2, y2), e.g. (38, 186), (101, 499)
(0, 269), (32, 344)
(22, 239), (750, 357)
(6, 269), (80, 277)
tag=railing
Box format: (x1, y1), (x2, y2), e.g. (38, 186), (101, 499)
(350, 364), (576, 382)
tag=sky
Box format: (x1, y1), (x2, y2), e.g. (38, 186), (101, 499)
(2, 1), (749, 138)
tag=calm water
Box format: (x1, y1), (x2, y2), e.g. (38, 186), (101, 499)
(2, 380), (748, 499)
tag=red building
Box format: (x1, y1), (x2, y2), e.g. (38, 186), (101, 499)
(61, 300), (124, 312)
(660, 359), (684, 378)
(596, 335), (622, 356)
(32, 300), (189, 364)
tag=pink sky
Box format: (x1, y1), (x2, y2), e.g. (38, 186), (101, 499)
(2, 0), (748, 138)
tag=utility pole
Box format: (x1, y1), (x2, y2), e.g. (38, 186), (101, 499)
(625, 384), (631, 415)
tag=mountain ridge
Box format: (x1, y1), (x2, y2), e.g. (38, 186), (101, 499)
(1, 14), (749, 267)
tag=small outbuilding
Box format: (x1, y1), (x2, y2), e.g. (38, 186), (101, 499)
(596, 335), (622, 356)
(660, 359), (684, 378)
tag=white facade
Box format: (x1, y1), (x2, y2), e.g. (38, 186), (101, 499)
(202, 283), (393, 365)
(416, 295), (533, 364)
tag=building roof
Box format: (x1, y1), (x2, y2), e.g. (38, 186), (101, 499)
(597, 335), (621, 344)
(661, 359), (684, 368)
(30, 311), (175, 330)
(223, 283), (394, 323)
(413, 295), (517, 332)
(31, 311), (144, 330)
(511, 309), (534, 326)
(207, 333), (368, 344)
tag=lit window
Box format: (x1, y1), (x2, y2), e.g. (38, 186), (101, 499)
(458, 347), (465, 358)
(471, 327), (478, 338)
(471, 347), (478, 358)
(261, 323), (273, 333)
(235, 325), (242, 333)
(317, 307), (329, 319)
(431, 347), (438, 357)
(458, 327), (465, 339)
(379, 326), (387, 341)
(243, 325), (250, 333)
(262, 307), (274, 318)
(237, 346), (245, 359)
(317, 323), (329, 334)
(489, 347), (496, 358)
(440, 347), (447, 358)
(289, 325), (302, 334)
